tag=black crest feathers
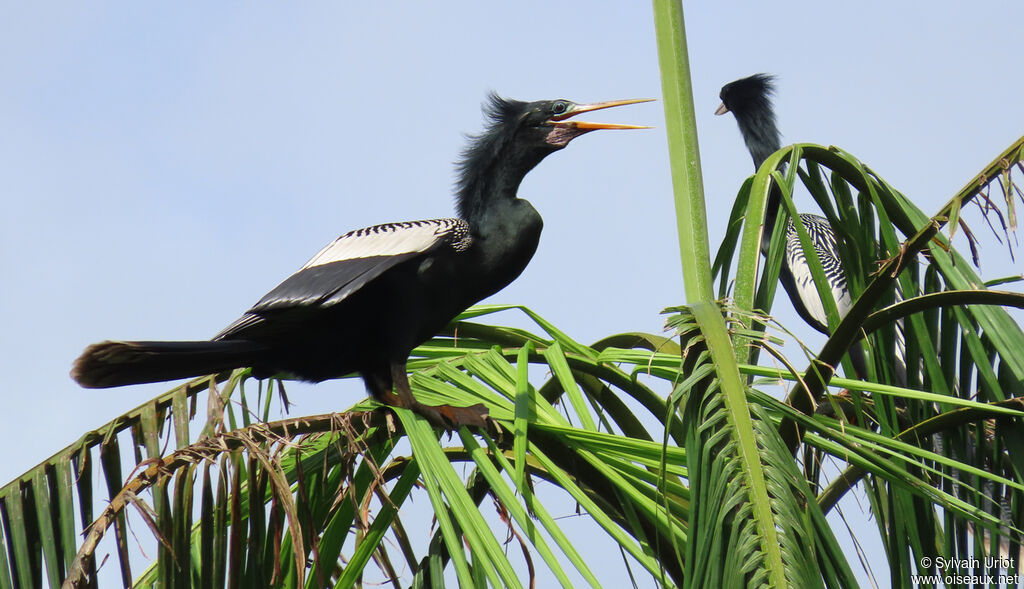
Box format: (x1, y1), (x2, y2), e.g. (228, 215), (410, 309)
(455, 93), (529, 219)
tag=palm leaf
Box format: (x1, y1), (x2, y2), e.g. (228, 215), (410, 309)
(43, 305), (701, 587)
(712, 133), (1024, 576)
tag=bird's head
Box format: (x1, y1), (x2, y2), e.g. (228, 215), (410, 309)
(474, 94), (651, 160)
(455, 94), (650, 218)
(523, 97), (653, 148)
(715, 73), (776, 118)
(715, 74), (781, 168)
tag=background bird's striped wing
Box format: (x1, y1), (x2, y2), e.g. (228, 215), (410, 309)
(784, 214), (851, 328)
(215, 218), (470, 339)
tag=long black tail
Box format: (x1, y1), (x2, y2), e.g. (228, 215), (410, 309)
(71, 340), (269, 388)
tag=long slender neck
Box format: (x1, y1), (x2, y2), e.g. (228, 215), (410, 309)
(734, 106), (781, 171)
(452, 125), (548, 300)
(455, 127), (549, 228)
(733, 103), (784, 244)
(456, 160), (531, 226)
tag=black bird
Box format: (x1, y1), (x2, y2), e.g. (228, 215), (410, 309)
(73, 94), (650, 428)
(719, 75), (910, 383)
(716, 74), (850, 334)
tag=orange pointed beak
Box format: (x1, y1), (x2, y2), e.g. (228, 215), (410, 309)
(551, 98), (654, 130)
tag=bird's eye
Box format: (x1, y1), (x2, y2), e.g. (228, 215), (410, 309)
(551, 101), (569, 116)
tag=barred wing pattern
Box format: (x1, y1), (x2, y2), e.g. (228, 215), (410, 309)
(301, 219), (472, 269)
(782, 212), (908, 381)
(216, 218), (472, 339)
(783, 213), (852, 330)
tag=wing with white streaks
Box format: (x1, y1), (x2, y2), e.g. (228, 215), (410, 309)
(214, 218), (471, 340)
(302, 218), (470, 269)
(784, 213), (850, 330)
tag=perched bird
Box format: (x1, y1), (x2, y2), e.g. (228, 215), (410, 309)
(715, 74), (850, 334)
(73, 94), (650, 428)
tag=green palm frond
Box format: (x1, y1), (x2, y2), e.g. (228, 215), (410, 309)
(711, 132), (1024, 580)
(5, 277), (1022, 587)
(663, 304), (856, 588)
(41, 304), (697, 588)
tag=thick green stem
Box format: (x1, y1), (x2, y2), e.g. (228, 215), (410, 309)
(652, 0), (713, 302)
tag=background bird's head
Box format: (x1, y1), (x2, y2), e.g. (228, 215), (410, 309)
(715, 74), (781, 168)
(716, 74), (775, 117)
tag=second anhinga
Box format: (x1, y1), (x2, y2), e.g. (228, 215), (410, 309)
(716, 74), (850, 334)
(72, 94), (650, 428)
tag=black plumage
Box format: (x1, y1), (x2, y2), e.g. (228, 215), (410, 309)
(716, 74), (851, 334)
(73, 94), (649, 428)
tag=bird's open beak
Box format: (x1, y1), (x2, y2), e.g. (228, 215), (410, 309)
(714, 102), (730, 116)
(551, 98), (654, 130)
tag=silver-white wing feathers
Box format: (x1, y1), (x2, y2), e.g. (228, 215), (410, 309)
(215, 218), (471, 340)
(302, 218), (471, 269)
(784, 213), (851, 328)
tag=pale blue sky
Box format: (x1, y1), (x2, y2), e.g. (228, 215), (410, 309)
(2, 2), (1023, 586)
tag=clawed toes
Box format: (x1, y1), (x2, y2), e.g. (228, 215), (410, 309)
(414, 402), (490, 430)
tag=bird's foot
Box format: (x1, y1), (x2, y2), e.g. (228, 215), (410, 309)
(413, 402), (489, 430)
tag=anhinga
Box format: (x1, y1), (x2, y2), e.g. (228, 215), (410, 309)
(715, 74), (851, 334)
(72, 94), (650, 428)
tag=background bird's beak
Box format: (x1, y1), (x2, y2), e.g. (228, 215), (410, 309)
(714, 102), (730, 115)
(551, 98), (654, 130)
